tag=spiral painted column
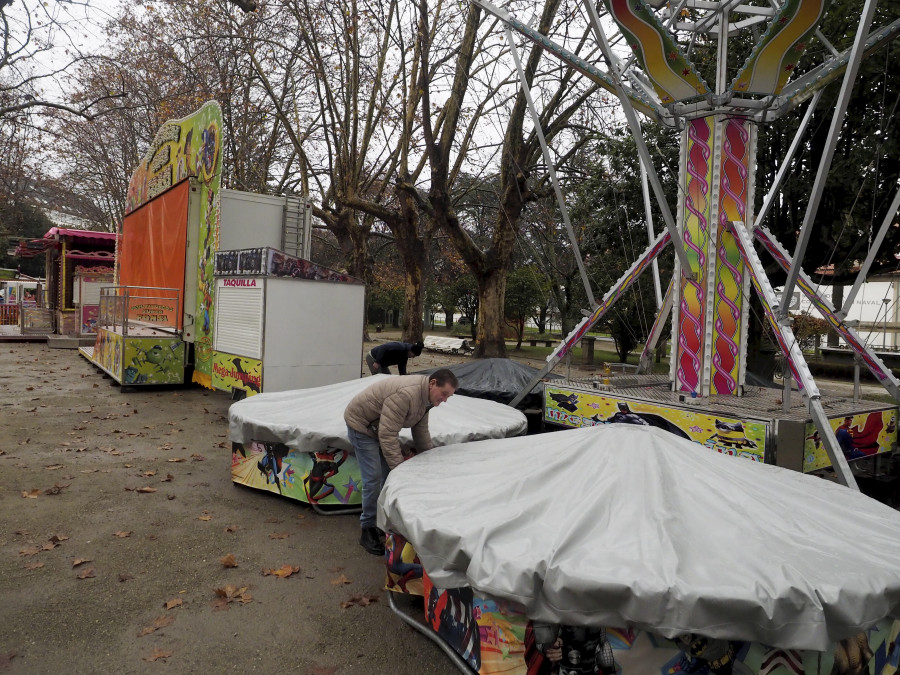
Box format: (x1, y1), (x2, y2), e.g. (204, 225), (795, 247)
(672, 116), (755, 396)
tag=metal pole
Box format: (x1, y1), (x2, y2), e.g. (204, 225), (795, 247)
(505, 26), (596, 308)
(780, 0), (882, 317)
(840, 179), (900, 317)
(640, 160), (663, 308)
(581, 0), (695, 277)
(752, 90), (823, 230)
(731, 220), (859, 489)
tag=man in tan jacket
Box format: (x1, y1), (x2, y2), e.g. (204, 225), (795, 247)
(344, 369), (458, 555)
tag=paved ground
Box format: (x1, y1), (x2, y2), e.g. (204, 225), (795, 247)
(0, 342), (461, 674)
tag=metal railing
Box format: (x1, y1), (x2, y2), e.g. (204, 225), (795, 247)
(98, 286), (181, 337)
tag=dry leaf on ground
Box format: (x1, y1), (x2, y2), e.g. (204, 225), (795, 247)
(330, 574), (352, 586)
(220, 554), (238, 568)
(76, 567), (95, 579)
(164, 598), (183, 610)
(142, 648), (173, 662)
(261, 565), (300, 578)
(72, 558), (92, 567)
(340, 594), (379, 609)
(135, 486), (157, 493)
(137, 614), (175, 637)
(113, 531), (132, 538)
(269, 532), (289, 540)
(21, 489), (40, 499)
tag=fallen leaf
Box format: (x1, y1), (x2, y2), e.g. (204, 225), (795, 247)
(340, 593), (380, 609)
(113, 531), (132, 538)
(40, 542), (57, 551)
(269, 532), (290, 540)
(48, 534), (69, 543)
(118, 573), (134, 582)
(0, 651), (19, 668)
(44, 483), (69, 495)
(262, 565), (300, 578)
(190, 454), (206, 462)
(142, 470), (156, 477)
(137, 614), (175, 636)
(44, 464), (63, 470)
(264, 517), (282, 524)
(18, 546), (41, 557)
(162, 474), (174, 482)
(22, 489), (40, 499)
(76, 567), (96, 579)
(72, 558), (92, 567)
(220, 554), (238, 568)
(167, 458), (186, 463)
(164, 598), (183, 609)
(142, 647), (173, 662)
(330, 574), (352, 586)
(224, 525), (240, 533)
(136, 486), (157, 493)
(24, 561), (45, 570)
(198, 514), (212, 521)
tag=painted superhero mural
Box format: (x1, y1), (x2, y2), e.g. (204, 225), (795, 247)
(544, 386), (767, 463)
(231, 440), (362, 507)
(803, 409), (898, 473)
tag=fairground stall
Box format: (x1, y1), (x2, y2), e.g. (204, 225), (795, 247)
(0, 275), (48, 338)
(228, 375), (528, 510)
(212, 247), (364, 396)
(81, 101), (363, 392)
(13, 227), (116, 336)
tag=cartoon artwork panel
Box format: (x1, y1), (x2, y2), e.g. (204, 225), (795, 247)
(544, 386), (768, 463)
(803, 409), (898, 473)
(212, 352), (262, 396)
(231, 440), (363, 507)
(384, 532), (424, 597)
(93, 328), (123, 378)
(423, 574), (482, 673)
(411, 582), (899, 675)
(122, 338), (185, 385)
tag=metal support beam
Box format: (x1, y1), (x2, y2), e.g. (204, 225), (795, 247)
(505, 26), (596, 308)
(508, 231), (672, 408)
(780, 0), (882, 317)
(732, 221), (859, 489)
(753, 90), (823, 230)
(754, 225), (900, 404)
(638, 278), (675, 374)
(840, 179), (900, 317)
(640, 158), (663, 308)
(581, 0), (695, 277)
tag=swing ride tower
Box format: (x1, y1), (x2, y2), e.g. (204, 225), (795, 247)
(485, 0), (900, 489)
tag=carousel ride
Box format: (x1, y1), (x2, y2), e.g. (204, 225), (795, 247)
(480, 0), (900, 490)
(380, 2), (900, 673)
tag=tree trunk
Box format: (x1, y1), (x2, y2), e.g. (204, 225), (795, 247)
(474, 269), (507, 358)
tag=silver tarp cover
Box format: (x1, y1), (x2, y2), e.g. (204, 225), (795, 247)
(378, 424), (900, 650)
(228, 374), (528, 453)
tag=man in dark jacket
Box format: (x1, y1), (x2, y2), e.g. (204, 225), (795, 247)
(365, 340), (424, 375)
(344, 369), (458, 555)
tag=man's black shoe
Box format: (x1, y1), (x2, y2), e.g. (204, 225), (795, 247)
(359, 527), (385, 556)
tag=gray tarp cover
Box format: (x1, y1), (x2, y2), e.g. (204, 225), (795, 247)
(228, 374), (528, 452)
(378, 424), (900, 650)
(414, 358), (561, 408)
